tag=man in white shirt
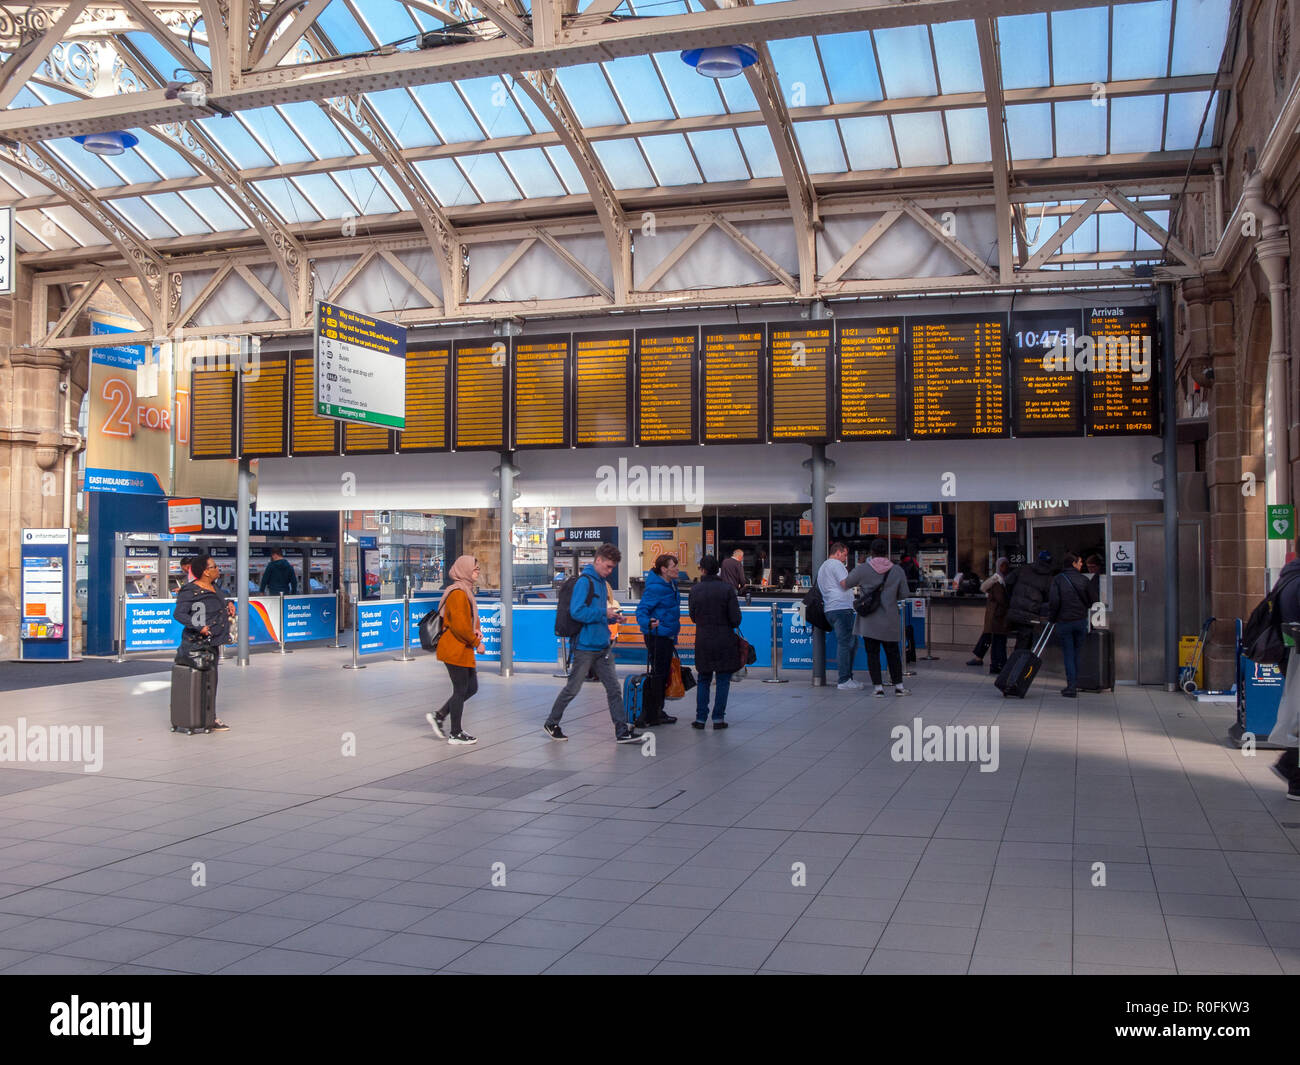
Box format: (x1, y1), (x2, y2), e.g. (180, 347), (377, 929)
(817, 542), (859, 689)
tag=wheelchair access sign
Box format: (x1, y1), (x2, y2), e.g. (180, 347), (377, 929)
(1109, 540), (1135, 576)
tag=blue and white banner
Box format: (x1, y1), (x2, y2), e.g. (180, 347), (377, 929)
(124, 599), (185, 651)
(356, 599), (408, 655)
(284, 595), (337, 642)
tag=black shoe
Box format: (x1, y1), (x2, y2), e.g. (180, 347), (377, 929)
(692, 720), (706, 730)
(713, 721), (728, 730)
(989, 667), (1003, 676)
(1288, 783), (1300, 802)
(616, 730), (649, 744)
(543, 723), (567, 741)
(448, 731), (477, 746)
(966, 658), (983, 667)
(426, 712), (446, 739)
(1061, 688), (1077, 698)
(657, 714), (677, 725)
(210, 720), (230, 732)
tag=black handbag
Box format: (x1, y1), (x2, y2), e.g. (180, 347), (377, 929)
(736, 630), (757, 666)
(680, 664), (696, 691)
(175, 634), (216, 671)
(854, 584), (883, 618)
(418, 607), (444, 653)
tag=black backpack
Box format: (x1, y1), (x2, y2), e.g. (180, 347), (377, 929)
(802, 580), (833, 632)
(854, 584), (883, 618)
(418, 607), (443, 652)
(555, 574), (598, 638)
(1243, 573), (1300, 664)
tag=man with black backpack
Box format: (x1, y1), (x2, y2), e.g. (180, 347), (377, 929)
(545, 543), (649, 745)
(843, 539), (910, 697)
(1005, 551), (1056, 652)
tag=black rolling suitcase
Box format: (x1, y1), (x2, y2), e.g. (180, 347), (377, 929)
(1076, 628), (1114, 692)
(171, 637), (217, 734)
(995, 622), (1055, 698)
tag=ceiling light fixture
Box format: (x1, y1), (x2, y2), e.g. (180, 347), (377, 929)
(680, 45), (758, 79)
(72, 131), (138, 156)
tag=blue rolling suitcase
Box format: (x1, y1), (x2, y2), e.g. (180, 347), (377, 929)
(623, 673), (649, 728)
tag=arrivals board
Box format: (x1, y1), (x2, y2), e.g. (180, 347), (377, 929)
(290, 354), (341, 456)
(573, 330), (632, 448)
(1086, 306), (1158, 435)
(701, 327), (764, 444)
(238, 355), (288, 457)
(908, 316), (1007, 438)
(837, 319), (903, 440)
(513, 334), (569, 450)
(636, 328), (697, 446)
(453, 339), (508, 451)
(190, 367), (237, 460)
(1010, 310), (1085, 437)
(397, 345), (450, 453)
(769, 323), (832, 442)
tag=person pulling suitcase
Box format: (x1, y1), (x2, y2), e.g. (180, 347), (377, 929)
(172, 554), (234, 732)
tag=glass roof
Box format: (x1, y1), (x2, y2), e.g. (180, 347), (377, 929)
(0, 0), (1232, 254)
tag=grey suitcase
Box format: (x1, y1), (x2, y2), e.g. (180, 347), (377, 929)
(170, 664), (214, 734)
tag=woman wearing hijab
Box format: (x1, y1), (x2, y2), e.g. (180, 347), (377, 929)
(173, 553), (235, 731)
(426, 555), (486, 745)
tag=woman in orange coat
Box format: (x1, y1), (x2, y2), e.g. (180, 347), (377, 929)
(426, 555), (486, 746)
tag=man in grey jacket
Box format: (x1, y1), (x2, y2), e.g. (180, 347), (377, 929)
(843, 539), (910, 697)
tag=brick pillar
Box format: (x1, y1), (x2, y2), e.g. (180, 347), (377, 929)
(0, 266), (83, 655)
(1189, 278), (1261, 689)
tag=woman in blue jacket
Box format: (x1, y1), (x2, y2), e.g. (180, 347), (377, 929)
(636, 553), (680, 725)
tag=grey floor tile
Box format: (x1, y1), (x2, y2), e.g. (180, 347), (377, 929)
(762, 940), (870, 975)
(50, 927), (178, 964)
(666, 933), (782, 969)
(489, 918), (599, 951)
(404, 909), (519, 942)
(863, 949), (970, 974)
(1169, 940), (1283, 974)
(784, 916), (885, 949)
(579, 924), (689, 960)
(1072, 935), (1176, 969)
(441, 942), (566, 974)
(132, 938), (261, 974)
(545, 951), (658, 975)
(877, 922), (976, 954)
(1162, 915), (1268, 946)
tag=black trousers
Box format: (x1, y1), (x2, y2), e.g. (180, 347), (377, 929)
(973, 632), (1009, 671)
(437, 663), (478, 734)
(863, 637), (903, 686)
(643, 633), (675, 721)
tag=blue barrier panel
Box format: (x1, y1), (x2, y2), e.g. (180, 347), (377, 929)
(284, 595), (336, 642)
(783, 604), (906, 672)
(356, 599), (407, 655)
(1238, 654), (1283, 741)
(124, 599), (185, 651)
(738, 606), (774, 668)
(229, 596), (282, 646)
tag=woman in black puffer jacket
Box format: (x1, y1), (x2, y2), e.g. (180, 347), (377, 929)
(1046, 551), (1099, 698)
(173, 554), (235, 730)
(688, 555), (743, 729)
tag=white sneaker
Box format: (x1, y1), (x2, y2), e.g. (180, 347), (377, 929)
(874, 686), (885, 697)
(837, 679), (864, 691)
(894, 686), (911, 697)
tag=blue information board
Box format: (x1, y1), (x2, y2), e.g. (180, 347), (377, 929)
(356, 599), (408, 655)
(283, 595), (337, 642)
(124, 599), (185, 651)
(19, 529), (73, 660)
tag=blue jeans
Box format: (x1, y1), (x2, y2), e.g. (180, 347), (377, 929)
(827, 609), (856, 682)
(696, 670), (732, 722)
(1056, 619), (1088, 689)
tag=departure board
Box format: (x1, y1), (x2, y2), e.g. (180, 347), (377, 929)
(573, 331), (632, 448)
(290, 354), (341, 456)
(190, 367), (237, 460)
(837, 319), (903, 440)
(238, 354), (288, 458)
(397, 345), (450, 453)
(769, 324), (831, 442)
(513, 334), (569, 450)
(344, 421), (393, 454)
(1086, 306), (1158, 435)
(702, 327), (764, 444)
(909, 316), (1007, 438)
(454, 339), (508, 450)
(637, 329), (697, 445)
(1010, 310), (1084, 437)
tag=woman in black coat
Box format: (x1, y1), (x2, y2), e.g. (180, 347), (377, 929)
(173, 553), (235, 731)
(688, 555), (743, 729)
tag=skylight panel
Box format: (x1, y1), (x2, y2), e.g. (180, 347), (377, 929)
(817, 32), (885, 103)
(1098, 210), (1137, 251)
(414, 158), (480, 207)
(410, 83), (486, 144)
(196, 115), (274, 168)
(505, 78), (553, 133)
(931, 22), (983, 94)
(109, 197), (179, 240)
(1051, 9), (1109, 85)
(997, 13), (1051, 90)
(143, 192), (211, 236)
(1112, 1), (1172, 79)
(280, 101), (362, 159)
(316, 0), (373, 53)
(793, 120), (847, 173)
(1060, 214), (1098, 254)
(88, 144), (163, 184)
(653, 52), (729, 118)
(716, 71), (759, 113)
(1171, 0), (1230, 74)
(499, 148), (567, 198)
(944, 109), (992, 163)
(366, 89), (440, 149)
(768, 38), (831, 108)
(1005, 102), (1054, 160)
(1055, 100), (1107, 155)
(1136, 210), (1169, 249)
(178, 187), (247, 232)
(24, 209), (75, 249)
(891, 112), (949, 167)
(251, 179), (323, 224)
(292, 172), (359, 220)
(735, 126), (782, 179)
(1109, 94), (1165, 152)
(131, 137), (199, 181)
(351, 0), (420, 45)
(40, 205), (105, 248)
(687, 129), (751, 182)
(457, 77), (532, 139)
(359, 167), (406, 212)
(840, 115), (898, 170)
(637, 133), (703, 185)
(556, 66), (626, 127)
(605, 56), (677, 122)
(592, 138), (655, 190)
(544, 146), (586, 195)
(873, 25), (938, 97)
(45, 138), (125, 188)
(1165, 91), (1215, 148)
(239, 108), (314, 165)
(459, 154), (525, 202)
(125, 31), (192, 82)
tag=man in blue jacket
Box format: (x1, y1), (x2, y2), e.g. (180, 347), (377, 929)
(636, 554), (680, 726)
(544, 543), (649, 745)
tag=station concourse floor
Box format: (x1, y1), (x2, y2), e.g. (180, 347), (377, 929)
(0, 648), (1296, 976)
